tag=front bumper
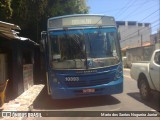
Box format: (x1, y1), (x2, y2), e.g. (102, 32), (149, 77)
(50, 77), (123, 99)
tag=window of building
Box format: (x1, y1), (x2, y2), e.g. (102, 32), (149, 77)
(128, 21), (136, 26)
(145, 23), (150, 27)
(138, 23), (142, 26)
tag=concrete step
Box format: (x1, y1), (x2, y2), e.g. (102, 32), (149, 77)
(2, 84), (45, 111)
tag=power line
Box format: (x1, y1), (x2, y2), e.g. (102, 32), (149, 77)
(92, 1), (159, 44)
(121, 23), (159, 43)
(120, 1), (157, 20)
(150, 19), (160, 25)
(121, 19), (159, 36)
(121, 20), (159, 39)
(121, 25), (158, 42)
(121, 24), (158, 42)
(93, 0), (138, 26)
(114, 0), (133, 16)
(114, 0), (158, 37)
(93, 1), (158, 29)
(97, 1), (156, 15)
(116, 0), (137, 19)
(122, 23), (159, 41)
(118, 9), (159, 35)
(93, 12), (159, 47)
(140, 9), (159, 22)
(96, 7), (132, 14)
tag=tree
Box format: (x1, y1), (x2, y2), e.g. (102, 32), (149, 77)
(0, 0), (12, 21)
(47, 0), (88, 17)
(11, 0), (48, 42)
(10, 0), (89, 42)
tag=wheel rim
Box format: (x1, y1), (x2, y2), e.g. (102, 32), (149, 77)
(141, 82), (148, 97)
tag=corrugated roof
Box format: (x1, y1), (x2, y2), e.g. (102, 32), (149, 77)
(0, 21), (39, 46)
(19, 37), (39, 46)
(0, 21), (21, 39)
(142, 42), (152, 47)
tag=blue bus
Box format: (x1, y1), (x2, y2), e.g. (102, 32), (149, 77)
(41, 14), (123, 99)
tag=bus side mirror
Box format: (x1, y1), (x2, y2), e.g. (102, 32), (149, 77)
(40, 31), (47, 52)
(41, 31), (47, 41)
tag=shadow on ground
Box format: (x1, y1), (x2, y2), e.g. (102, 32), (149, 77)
(33, 86), (120, 110)
(127, 92), (160, 112)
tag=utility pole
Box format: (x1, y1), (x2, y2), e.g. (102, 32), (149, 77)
(141, 34), (143, 46)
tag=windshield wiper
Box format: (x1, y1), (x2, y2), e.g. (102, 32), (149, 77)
(86, 27), (102, 58)
(68, 33), (85, 60)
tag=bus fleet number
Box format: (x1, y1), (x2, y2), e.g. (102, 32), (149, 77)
(65, 77), (79, 81)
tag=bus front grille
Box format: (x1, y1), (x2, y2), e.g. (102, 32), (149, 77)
(64, 78), (113, 87)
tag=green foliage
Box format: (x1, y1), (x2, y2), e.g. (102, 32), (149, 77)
(11, 0), (48, 27)
(0, 0), (12, 21)
(11, 0), (48, 41)
(47, 0), (88, 17)
(8, 0), (89, 42)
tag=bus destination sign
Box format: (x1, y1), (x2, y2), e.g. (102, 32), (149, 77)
(63, 16), (102, 26)
(48, 15), (115, 29)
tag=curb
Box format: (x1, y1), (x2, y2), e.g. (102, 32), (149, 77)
(3, 84), (44, 111)
(1, 84), (44, 119)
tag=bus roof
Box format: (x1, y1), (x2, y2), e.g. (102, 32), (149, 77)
(48, 14), (114, 20)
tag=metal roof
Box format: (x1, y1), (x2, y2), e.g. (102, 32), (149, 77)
(0, 21), (21, 39)
(0, 21), (39, 46)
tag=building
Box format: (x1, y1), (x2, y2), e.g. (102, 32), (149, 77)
(116, 21), (151, 49)
(150, 29), (160, 44)
(0, 21), (41, 101)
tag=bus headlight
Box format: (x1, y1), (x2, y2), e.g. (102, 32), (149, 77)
(53, 77), (61, 84)
(114, 64), (123, 80)
(51, 73), (58, 83)
(53, 78), (58, 83)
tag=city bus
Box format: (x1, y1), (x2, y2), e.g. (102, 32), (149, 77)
(41, 14), (123, 99)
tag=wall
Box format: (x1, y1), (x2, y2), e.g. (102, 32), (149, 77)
(125, 45), (155, 68)
(0, 37), (39, 99)
(116, 21), (151, 49)
(0, 54), (8, 83)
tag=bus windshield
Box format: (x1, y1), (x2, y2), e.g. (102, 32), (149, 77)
(49, 28), (120, 69)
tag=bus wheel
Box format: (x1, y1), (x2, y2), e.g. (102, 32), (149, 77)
(139, 79), (151, 101)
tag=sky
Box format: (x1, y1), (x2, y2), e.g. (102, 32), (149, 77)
(87, 0), (159, 33)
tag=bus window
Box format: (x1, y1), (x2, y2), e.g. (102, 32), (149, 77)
(50, 36), (61, 60)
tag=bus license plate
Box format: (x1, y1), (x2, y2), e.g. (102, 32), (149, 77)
(83, 88), (95, 93)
